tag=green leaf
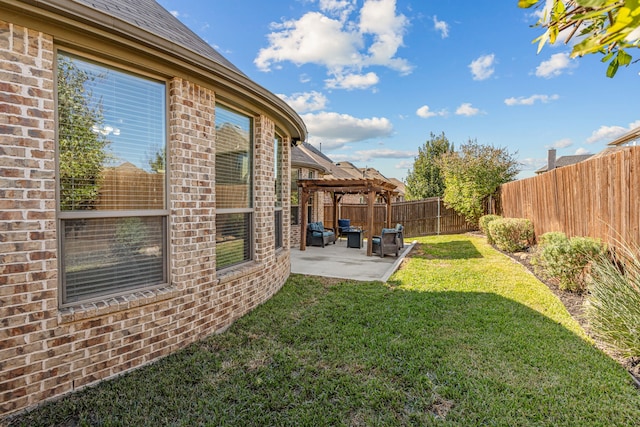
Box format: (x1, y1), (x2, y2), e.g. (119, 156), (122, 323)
(618, 49), (633, 65)
(606, 58), (619, 77)
(518, 0), (540, 8)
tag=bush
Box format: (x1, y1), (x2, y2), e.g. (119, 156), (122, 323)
(532, 232), (605, 293)
(587, 242), (640, 357)
(479, 214), (501, 244)
(487, 218), (534, 253)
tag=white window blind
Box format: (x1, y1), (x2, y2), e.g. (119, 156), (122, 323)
(57, 52), (167, 305)
(215, 105), (252, 269)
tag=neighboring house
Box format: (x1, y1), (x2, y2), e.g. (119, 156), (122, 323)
(607, 126), (640, 147)
(0, 0), (306, 416)
(389, 178), (406, 202)
(535, 149), (593, 174)
(290, 145), (326, 248)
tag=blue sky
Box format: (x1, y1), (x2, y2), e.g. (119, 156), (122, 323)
(157, 0), (640, 180)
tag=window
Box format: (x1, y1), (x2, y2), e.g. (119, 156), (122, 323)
(290, 169), (300, 225)
(274, 135), (283, 249)
(215, 105), (253, 269)
(57, 52), (167, 305)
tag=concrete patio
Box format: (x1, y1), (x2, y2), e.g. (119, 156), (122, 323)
(290, 238), (415, 282)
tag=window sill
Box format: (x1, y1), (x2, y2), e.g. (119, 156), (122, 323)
(58, 285), (180, 323)
(216, 261), (261, 283)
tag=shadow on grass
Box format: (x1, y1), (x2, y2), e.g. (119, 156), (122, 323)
(412, 239), (483, 260)
(8, 275), (640, 427)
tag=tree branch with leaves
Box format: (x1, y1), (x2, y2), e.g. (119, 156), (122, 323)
(519, 0), (640, 77)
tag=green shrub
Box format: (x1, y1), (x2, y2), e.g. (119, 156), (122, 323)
(532, 232), (605, 293)
(479, 214), (501, 244)
(487, 218), (534, 253)
(587, 242), (640, 357)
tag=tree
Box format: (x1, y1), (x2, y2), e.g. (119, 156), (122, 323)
(57, 55), (110, 210)
(148, 147), (166, 173)
(405, 132), (453, 200)
(438, 140), (520, 225)
(519, 0), (640, 77)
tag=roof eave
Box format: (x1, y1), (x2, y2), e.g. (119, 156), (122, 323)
(6, 0), (307, 141)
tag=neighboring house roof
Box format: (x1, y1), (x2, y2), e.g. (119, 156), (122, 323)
(299, 144), (355, 179)
(291, 145), (326, 173)
(5, 0), (307, 141)
(607, 126), (640, 146)
(389, 178), (406, 196)
(336, 162), (365, 178)
(535, 154), (594, 173)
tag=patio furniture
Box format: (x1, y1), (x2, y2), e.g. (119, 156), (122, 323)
(372, 228), (399, 258)
(306, 221), (336, 247)
(395, 223), (404, 249)
(343, 227), (365, 249)
(337, 218), (351, 239)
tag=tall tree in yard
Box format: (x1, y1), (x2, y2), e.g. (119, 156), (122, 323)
(439, 140), (520, 226)
(406, 132), (453, 200)
(519, 0), (640, 77)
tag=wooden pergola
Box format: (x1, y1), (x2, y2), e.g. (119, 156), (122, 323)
(297, 177), (398, 256)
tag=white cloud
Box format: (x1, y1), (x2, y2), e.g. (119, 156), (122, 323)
(433, 16), (449, 38)
(302, 111), (394, 149)
(319, 0), (357, 21)
(416, 105), (447, 118)
(519, 157), (546, 171)
(535, 52), (576, 78)
(329, 148), (416, 162)
(455, 103), (481, 116)
(469, 54), (495, 81)
(254, 0), (411, 89)
(277, 91), (328, 113)
(170, 10), (179, 18)
(586, 125), (628, 144)
(395, 160), (413, 170)
(325, 72), (379, 90)
(504, 94), (559, 106)
(255, 12), (362, 71)
(552, 138), (573, 149)
(575, 147), (591, 155)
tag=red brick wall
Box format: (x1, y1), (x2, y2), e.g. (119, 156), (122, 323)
(0, 20), (292, 416)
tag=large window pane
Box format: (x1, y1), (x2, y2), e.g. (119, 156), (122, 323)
(215, 106), (252, 209)
(216, 213), (251, 270)
(62, 216), (165, 303)
(58, 53), (166, 211)
(215, 105), (253, 269)
(57, 52), (167, 304)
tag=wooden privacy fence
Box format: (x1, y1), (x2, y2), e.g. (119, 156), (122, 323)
(324, 197), (474, 238)
(499, 146), (640, 247)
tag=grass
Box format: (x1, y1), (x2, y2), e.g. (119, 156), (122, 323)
(7, 234), (640, 426)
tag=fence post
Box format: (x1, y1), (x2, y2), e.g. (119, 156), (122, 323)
(437, 197), (441, 235)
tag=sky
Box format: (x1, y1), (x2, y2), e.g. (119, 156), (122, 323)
(157, 0), (640, 181)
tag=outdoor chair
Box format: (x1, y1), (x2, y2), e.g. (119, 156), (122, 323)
(337, 218), (351, 239)
(372, 228), (399, 258)
(395, 223), (404, 249)
(306, 221), (336, 247)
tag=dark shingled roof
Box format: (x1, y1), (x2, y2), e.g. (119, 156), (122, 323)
(74, 0), (244, 74)
(535, 154), (594, 173)
(291, 145), (326, 172)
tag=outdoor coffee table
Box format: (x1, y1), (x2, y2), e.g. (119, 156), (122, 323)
(343, 228), (365, 249)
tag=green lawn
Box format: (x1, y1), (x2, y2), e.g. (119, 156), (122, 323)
(8, 235), (640, 426)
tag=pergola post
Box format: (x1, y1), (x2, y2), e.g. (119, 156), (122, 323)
(386, 191), (393, 228)
(299, 188), (309, 251)
(366, 189), (375, 256)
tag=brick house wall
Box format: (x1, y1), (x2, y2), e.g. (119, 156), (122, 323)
(0, 19), (293, 416)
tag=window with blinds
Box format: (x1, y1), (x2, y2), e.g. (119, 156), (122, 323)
(274, 135), (283, 249)
(290, 169), (299, 225)
(215, 105), (253, 269)
(57, 52), (167, 305)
